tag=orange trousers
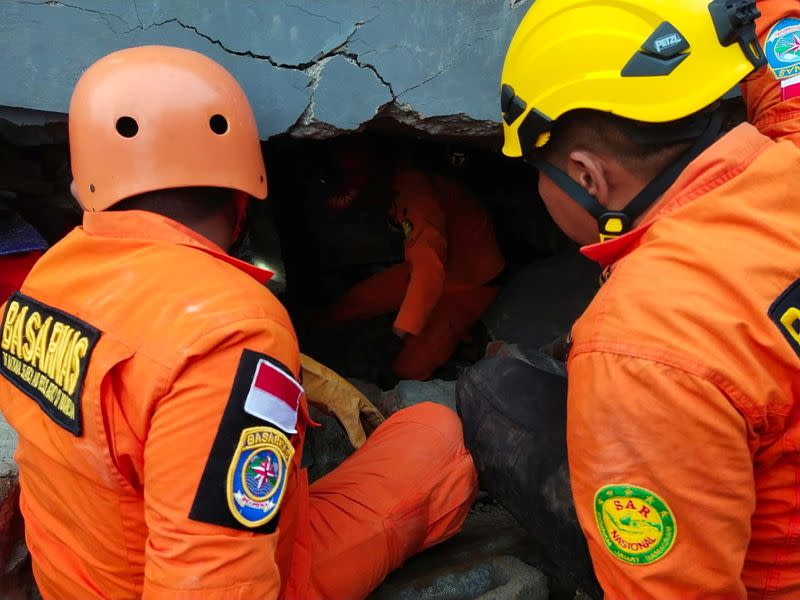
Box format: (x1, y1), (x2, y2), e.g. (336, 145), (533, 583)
(330, 264), (498, 380)
(305, 401), (477, 599)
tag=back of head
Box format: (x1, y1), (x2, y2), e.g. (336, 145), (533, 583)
(68, 46), (268, 213)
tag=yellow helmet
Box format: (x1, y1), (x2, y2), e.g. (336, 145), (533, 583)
(501, 0), (765, 157)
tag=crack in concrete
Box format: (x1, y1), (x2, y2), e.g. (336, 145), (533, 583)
(18, 2), (490, 130)
(295, 57), (330, 126)
(138, 18), (284, 67)
(18, 0), (132, 34)
(284, 2), (342, 26)
(131, 0), (144, 29)
(340, 51), (396, 98)
(139, 14), (397, 104)
(397, 35), (488, 99)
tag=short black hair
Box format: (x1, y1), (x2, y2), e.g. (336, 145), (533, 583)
(110, 187), (236, 222)
(542, 109), (694, 179)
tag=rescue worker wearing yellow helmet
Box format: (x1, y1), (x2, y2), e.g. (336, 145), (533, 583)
(458, 0), (800, 597)
(0, 46), (478, 599)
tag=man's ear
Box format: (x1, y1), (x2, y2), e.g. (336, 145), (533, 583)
(566, 150), (610, 208)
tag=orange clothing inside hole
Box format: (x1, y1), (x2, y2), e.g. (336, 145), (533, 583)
(329, 167), (505, 380)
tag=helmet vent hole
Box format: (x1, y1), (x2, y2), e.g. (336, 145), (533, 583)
(210, 114), (228, 135)
(259, 175), (264, 183)
(115, 116), (138, 138)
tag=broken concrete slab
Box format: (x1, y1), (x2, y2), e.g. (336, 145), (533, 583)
(298, 54), (393, 134)
(369, 501), (552, 600)
(372, 556), (547, 600)
(376, 379), (457, 416)
(0, 0), (533, 140)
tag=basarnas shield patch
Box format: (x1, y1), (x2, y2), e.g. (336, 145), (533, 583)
(765, 18), (800, 80)
(227, 426), (294, 528)
(593, 484), (676, 566)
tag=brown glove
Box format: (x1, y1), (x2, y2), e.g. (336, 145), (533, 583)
(300, 353), (385, 448)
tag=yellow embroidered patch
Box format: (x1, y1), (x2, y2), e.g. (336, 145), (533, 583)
(0, 292), (100, 435)
(594, 484), (676, 565)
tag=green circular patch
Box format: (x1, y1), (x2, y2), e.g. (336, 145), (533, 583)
(593, 484), (676, 565)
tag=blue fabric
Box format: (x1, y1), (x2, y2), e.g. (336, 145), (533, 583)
(0, 212), (48, 256)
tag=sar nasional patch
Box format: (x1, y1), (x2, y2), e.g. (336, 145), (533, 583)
(594, 484), (676, 566)
(0, 292), (100, 435)
(765, 18), (800, 80)
(227, 426), (294, 528)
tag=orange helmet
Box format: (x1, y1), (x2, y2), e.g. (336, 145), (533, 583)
(69, 45), (267, 212)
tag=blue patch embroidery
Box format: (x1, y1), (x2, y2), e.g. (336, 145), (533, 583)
(227, 426), (294, 528)
(765, 18), (800, 80)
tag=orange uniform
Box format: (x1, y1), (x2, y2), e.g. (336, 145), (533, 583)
(0, 210), (477, 599)
(330, 167), (505, 380)
(567, 2), (800, 597)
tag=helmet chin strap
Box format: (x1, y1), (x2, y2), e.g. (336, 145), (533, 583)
(231, 190), (251, 243)
(531, 110), (724, 242)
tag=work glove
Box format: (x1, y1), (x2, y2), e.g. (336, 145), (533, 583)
(300, 353), (385, 448)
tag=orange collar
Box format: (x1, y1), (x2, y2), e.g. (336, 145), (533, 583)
(581, 123), (773, 268)
(82, 210), (273, 285)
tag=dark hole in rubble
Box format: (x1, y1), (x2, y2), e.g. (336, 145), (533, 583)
(257, 130), (599, 391)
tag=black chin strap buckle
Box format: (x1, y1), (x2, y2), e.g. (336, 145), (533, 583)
(598, 212), (631, 242)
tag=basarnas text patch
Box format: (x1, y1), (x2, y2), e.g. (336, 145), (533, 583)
(0, 292), (100, 435)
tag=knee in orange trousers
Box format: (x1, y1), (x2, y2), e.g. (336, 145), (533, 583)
(304, 402), (478, 600)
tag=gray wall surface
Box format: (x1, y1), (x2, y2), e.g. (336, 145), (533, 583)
(0, 0), (532, 138)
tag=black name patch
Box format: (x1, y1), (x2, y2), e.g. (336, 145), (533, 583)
(0, 292), (100, 435)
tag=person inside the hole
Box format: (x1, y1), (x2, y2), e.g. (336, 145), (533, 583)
(323, 136), (506, 381)
(458, 0), (800, 598)
(0, 205), (47, 303)
(0, 46), (478, 600)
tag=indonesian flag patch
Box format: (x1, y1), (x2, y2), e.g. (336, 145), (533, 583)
(244, 357), (304, 433)
(782, 74), (800, 101)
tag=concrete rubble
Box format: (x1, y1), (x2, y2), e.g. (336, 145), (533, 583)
(0, 0), (533, 141)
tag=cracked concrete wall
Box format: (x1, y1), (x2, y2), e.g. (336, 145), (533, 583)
(0, 0), (532, 139)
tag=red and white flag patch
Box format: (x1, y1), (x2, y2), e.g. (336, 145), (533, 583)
(782, 74), (800, 101)
(243, 358), (304, 433)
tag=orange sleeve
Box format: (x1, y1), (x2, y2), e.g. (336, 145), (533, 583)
(741, 0), (800, 144)
(142, 317), (300, 599)
(392, 168), (447, 336)
(567, 352), (755, 599)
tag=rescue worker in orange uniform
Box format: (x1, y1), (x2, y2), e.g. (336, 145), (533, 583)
(325, 140), (505, 381)
(0, 46), (477, 599)
(459, 0), (800, 597)
(0, 209), (46, 302)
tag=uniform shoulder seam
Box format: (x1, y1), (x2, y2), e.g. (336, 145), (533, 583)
(570, 342), (764, 431)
